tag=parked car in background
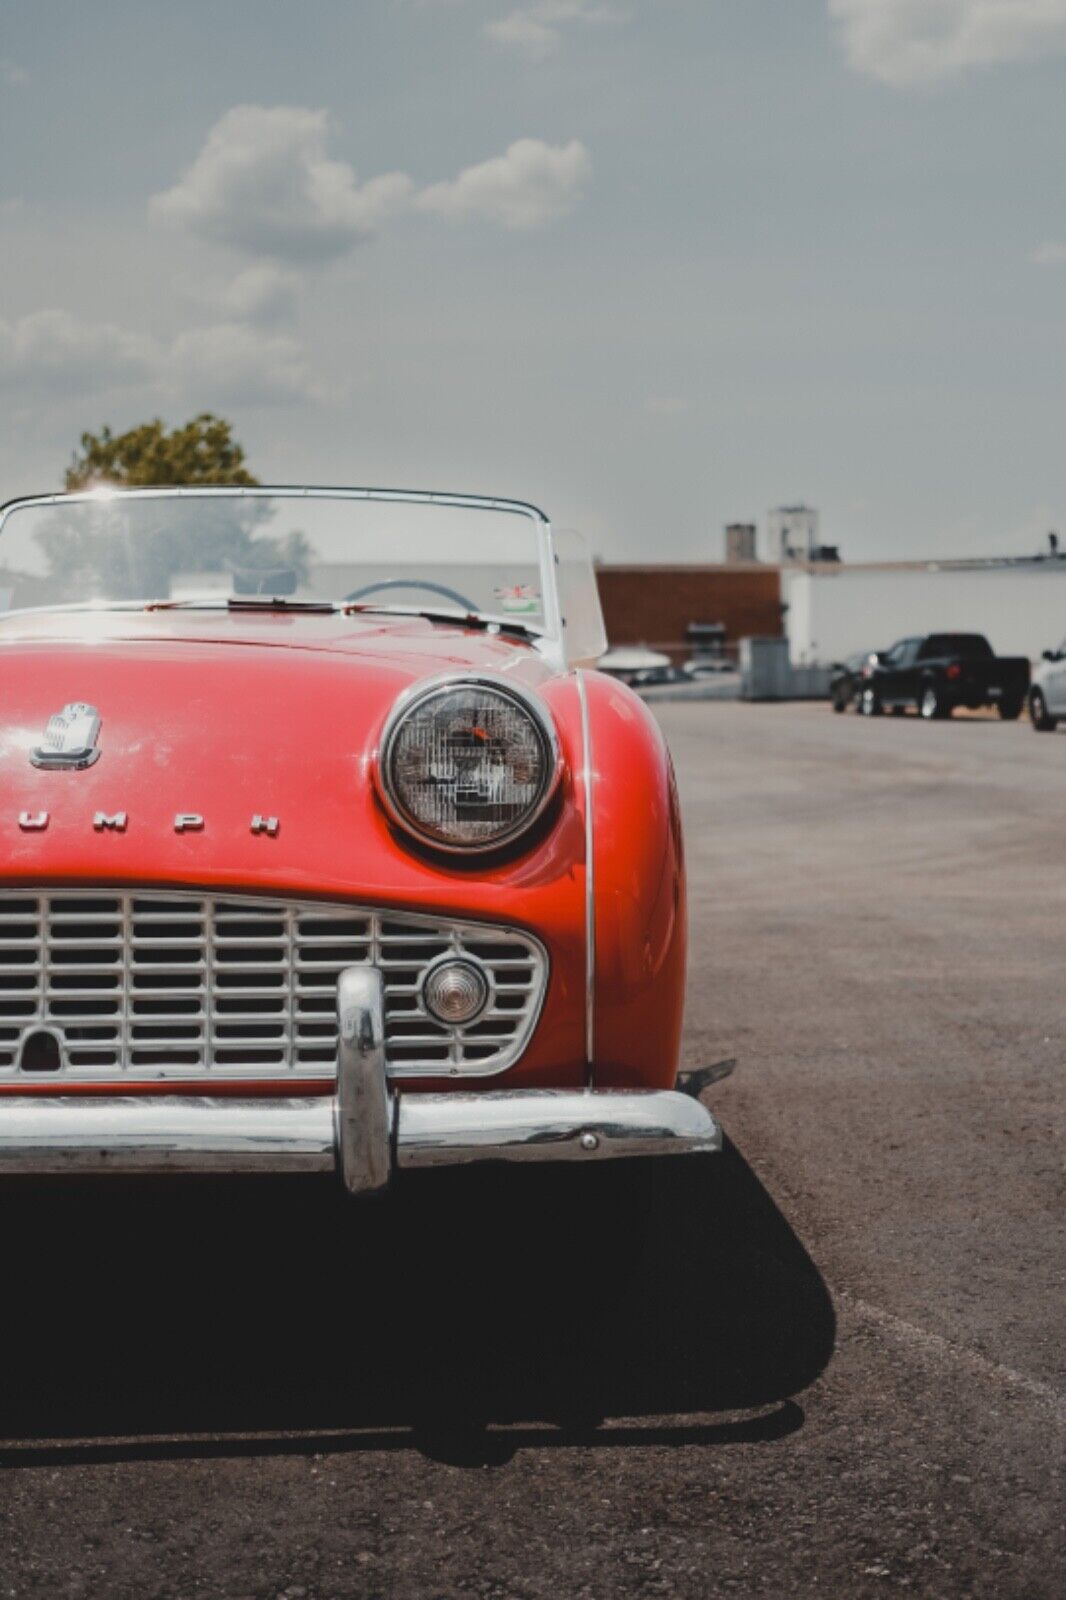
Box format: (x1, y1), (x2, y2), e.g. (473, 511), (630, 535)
(1029, 638), (1066, 730)
(0, 486), (720, 1194)
(597, 645), (673, 686)
(681, 658), (736, 679)
(828, 650), (876, 712)
(632, 663), (688, 688)
(858, 633), (1030, 721)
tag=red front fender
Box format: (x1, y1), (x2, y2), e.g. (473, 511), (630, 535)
(581, 672), (687, 1090)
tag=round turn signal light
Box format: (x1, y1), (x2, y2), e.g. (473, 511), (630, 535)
(422, 959), (490, 1025)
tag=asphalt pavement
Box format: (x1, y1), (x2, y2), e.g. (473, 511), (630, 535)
(0, 702), (1062, 1598)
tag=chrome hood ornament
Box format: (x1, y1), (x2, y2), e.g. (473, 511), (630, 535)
(31, 702), (102, 770)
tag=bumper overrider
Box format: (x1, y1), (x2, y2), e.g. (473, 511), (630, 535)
(0, 969), (721, 1192)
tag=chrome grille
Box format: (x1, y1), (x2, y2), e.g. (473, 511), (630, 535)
(0, 891), (547, 1083)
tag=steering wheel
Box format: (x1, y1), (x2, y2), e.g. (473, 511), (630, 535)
(345, 578), (478, 610)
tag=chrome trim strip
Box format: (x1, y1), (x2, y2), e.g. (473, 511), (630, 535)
(0, 1089), (720, 1177)
(336, 966), (392, 1194)
(576, 669), (595, 1084)
(0, 485), (551, 527)
(539, 514), (564, 645)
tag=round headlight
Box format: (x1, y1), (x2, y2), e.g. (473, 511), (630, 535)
(379, 677), (559, 851)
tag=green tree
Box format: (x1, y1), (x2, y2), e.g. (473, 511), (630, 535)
(65, 413), (259, 490)
(33, 414), (311, 603)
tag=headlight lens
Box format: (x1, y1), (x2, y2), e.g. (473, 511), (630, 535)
(380, 679), (558, 850)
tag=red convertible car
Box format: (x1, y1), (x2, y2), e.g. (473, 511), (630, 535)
(0, 487), (719, 1192)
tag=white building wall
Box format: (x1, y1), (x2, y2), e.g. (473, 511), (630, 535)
(784, 566), (1066, 665)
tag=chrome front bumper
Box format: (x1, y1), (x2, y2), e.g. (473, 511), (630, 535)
(0, 969), (721, 1192)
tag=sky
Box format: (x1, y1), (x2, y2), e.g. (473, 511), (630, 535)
(3, 0), (1066, 563)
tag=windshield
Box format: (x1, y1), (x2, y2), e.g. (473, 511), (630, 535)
(0, 489), (553, 633)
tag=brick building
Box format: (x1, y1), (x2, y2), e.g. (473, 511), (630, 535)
(594, 564), (784, 663)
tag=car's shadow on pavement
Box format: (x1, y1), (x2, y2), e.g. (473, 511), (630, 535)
(0, 1134), (834, 1467)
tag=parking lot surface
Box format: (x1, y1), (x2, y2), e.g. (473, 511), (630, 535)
(0, 703), (1062, 1598)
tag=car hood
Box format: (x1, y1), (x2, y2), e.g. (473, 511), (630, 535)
(0, 611), (571, 892)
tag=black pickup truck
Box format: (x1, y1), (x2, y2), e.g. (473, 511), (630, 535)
(858, 633), (1030, 720)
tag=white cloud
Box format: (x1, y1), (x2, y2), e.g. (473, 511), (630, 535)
(0, 310), (158, 393)
(417, 138), (592, 229)
(150, 105), (414, 262)
(152, 107), (591, 259)
(646, 396), (687, 415)
(169, 322), (323, 405)
(219, 264), (300, 324)
(0, 304), (322, 408)
(485, 1), (621, 60)
(486, 11), (560, 57)
(1031, 240), (1066, 263)
(0, 60), (28, 87)
(829, 0), (1066, 88)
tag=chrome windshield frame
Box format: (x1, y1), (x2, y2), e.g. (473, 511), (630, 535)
(0, 485), (567, 666)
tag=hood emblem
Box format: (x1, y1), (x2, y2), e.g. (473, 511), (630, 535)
(31, 703), (102, 771)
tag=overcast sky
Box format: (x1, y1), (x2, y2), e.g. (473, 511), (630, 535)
(3, 0), (1066, 561)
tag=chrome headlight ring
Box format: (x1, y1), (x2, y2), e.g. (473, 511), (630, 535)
(376, 673), (563, 855)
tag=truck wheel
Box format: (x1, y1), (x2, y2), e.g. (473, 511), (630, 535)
(832, 691), (847, 713)
(997, 698), (1022, 721)
(919, 684), (948, 720)
(860, 686), (882, 717)
(1029, 689), (1058, 731)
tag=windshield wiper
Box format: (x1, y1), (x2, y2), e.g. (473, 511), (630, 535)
(144, 598), (340, 614)
(343, 603), (538, 640)
(227, 597), (338, 614)
(139, 597), (537, 637)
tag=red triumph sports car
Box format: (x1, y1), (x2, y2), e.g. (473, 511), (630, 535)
(0, 487), (719, 1192)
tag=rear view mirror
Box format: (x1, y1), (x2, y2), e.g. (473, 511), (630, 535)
(1042, 649), (1058, 662)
